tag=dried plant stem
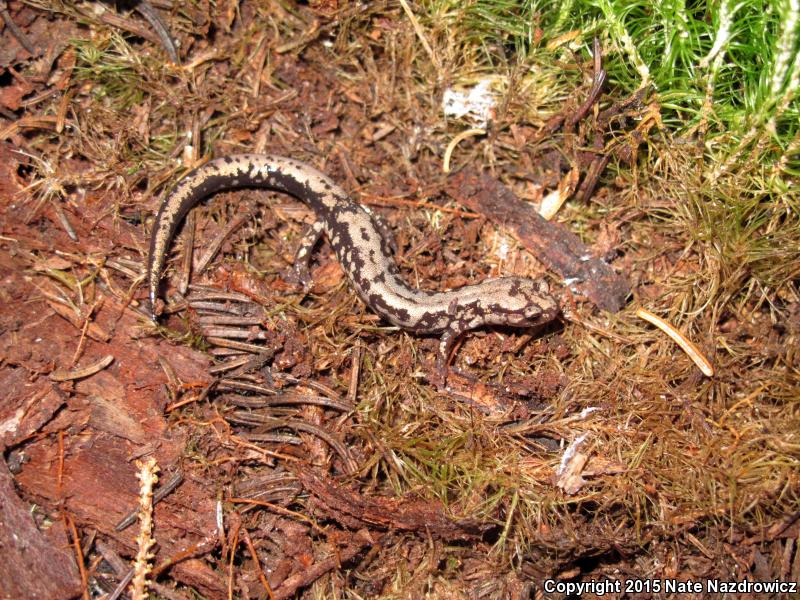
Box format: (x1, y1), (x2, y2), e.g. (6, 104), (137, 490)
(131, 457), (159, 600)
(398, 0), (439, 71)
(443, 128), (485, 173)
(636, 307), (714, 377)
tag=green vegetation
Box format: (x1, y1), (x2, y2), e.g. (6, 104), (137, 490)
(424, 0), (800, 178)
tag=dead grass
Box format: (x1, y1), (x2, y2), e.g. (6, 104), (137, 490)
(3, 0), (799, 597)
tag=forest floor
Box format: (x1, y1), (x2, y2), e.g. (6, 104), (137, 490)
(0, 1), (798, 599)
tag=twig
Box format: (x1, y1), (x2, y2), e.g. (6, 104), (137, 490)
(65, 513), (90, 600)
(49, 354), (115, 382)
(347, 346), (362, 406)
(115, 470), (184, 531)
(567, 37), (607, 128)
(360, 193), (480, 219)
(241, 528), (275, 600)
(187, 285), (253, 302)
(227, 519), (241, 600)
(224, 392), (352, 413)
(70, 299), (104, 366)
(202, 326), (267, 340)
(164, 383), (214, 412)
(0, 115), (58, 139)
(0, 1), (36, 54)
(271, 531), (374, 600)
(636, 307), (714, 377)
(107, 570), (135, 600)
(56, 89), (73, 134)
(198, 314), (265, 326)
(275, 18), (320, 53)
(51, 201), (78, 241)
(443, 128), (486, 173)
(152, 536), (219, 577)
(57, 430), (65, 495)
(227, 497), (327, 534)
(250, 32), (270, 99)
(233, 416), (357, 474)
(206, 337), (270, 353)
(134, 0), (180, 63)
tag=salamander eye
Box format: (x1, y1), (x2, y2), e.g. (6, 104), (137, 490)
(524, 304), (542, 319)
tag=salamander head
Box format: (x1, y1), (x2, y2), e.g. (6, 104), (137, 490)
(482, 278), (560, 328)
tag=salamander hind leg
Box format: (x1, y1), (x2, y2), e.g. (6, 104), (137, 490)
(431, 323), (467, 390)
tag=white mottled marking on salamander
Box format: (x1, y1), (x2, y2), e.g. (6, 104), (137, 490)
(147, 154), (559, 385)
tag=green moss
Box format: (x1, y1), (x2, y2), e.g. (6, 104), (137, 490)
(420, 0), (800, 175)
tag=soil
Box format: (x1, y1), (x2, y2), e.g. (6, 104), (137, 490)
(1, 1), (798, 599)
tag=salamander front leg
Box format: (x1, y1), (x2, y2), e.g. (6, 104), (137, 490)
(432, 323), (467, 390)
(288, 221), (324, 291)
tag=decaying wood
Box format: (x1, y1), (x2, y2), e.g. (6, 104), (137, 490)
(0, 143), (224, 598)
(298, 469), (487, 540)
(0, 456), (81, 600)
(271, 529), (376, 600)
(446, 168), (630, 312)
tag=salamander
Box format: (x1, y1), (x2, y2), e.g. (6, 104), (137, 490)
(147, 154), (559, 385)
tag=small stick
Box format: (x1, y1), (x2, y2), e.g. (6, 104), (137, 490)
(202, 326), (267, 340)
(347, 346), (362, 406)
(157, 356), (181, 389)
(226, 497), (327, 534)
(567, 37), (607, 128)
(227, 519), (241, 600)
(107, 570), (135, 600)
(47, 300), (111, 341)
(241, 528), (275, 600)
(198, 315), (265, 326)
(250, 32), (270, 99)
(443, 128), (486, 173)
(0, 115), (58, 140)
(70, 299), (103, 366)
(152, 536), (219, 577)
(50, 354), (114, 382)
(65, 513), (91, 600)
(94, 7), (163, 47)
(134, 0), (180, 63)
(208, 355), (261, 374)
(96, 540), (129, 576)
(274, 19), (320, 54)
(271, 532), (374, 600)
(0, 0), (36, 54)
(187, 286), (253, 302)
(57, 430), (65, 495)
(56, 89), (73, 134)
(224, 393), (352, 412)
(115, 470), (184, 531)
(51, 201), (78, 241)
(360, 193), (480, 219)
(636, 307), (714, 377)
(206, 337), (269, 354)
